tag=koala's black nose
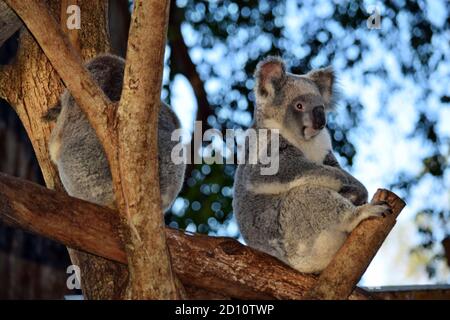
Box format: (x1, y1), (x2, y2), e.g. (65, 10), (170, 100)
(312, 106), (326, 130)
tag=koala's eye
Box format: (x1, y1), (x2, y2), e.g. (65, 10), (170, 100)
(295, 102), (304, 111)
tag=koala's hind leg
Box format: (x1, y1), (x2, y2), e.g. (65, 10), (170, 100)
(279, 187), (390, 273)
(279, 187), (355, 272)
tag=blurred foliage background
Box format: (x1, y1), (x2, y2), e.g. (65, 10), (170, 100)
(0, 0), (449, 298)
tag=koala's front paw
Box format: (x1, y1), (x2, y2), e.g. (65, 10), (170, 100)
(360, 202), (392, 219)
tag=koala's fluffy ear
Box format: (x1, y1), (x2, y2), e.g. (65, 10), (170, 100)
(42, 102), (62, 122)
(254, 56), (286, 101)
(306, 67), (337, 109)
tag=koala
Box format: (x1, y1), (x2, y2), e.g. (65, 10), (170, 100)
(48, 54), (185, 211)
(233, 56), (391, 273)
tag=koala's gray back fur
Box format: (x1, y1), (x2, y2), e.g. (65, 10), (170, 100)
(49, 54), (185, 211)
(233, 184), (283, 259)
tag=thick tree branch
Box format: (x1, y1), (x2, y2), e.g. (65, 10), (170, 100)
(306, 189), (406, 300)
(0, 173), (371, 300)
(117, 0), (168, 219)
(0, 172), (126, 263)
(116, 0), (179, 299)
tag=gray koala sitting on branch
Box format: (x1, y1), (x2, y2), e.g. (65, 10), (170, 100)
(233, 56), (391, 273)
(48, 54), (185, 211)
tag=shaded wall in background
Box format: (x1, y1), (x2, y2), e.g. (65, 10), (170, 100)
(0, 34), (71, 299)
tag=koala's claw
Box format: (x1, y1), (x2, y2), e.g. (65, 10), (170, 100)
(349, 203), (392, 231)
(370, 201), (394, 217)
(360, 203), (391, 220)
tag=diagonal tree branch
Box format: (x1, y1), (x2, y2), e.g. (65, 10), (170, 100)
(0, 172), (126, 263)
(4, 0), (116, 163)
(56, 0), (132, 300)
(0, 172), (372, 300)
(168, 4), (215, 182)
(306, 189), (406, 299)
(169, 4), (214, 127)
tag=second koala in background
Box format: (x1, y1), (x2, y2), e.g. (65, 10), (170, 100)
(49, 54), (185, 211)
(233, 56), (391, 273)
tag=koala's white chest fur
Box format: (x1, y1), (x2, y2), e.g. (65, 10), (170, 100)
(297, 130), (332, 163)
(261, 119), (332, 164)
(283, 128), (332, 164)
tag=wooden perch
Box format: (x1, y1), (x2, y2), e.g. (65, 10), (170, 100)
(0, 0), (22, 47)
(306, 189), (406, 299)
(0, 173), (372, 300)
